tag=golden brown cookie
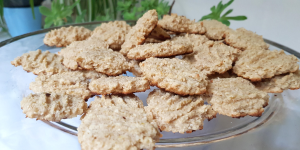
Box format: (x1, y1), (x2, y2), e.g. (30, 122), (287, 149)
(78, 95), (161, 150)
(21, 93), (87, 122)
(127, 40), (193, 60)
(171, 34), (210, 48)
(44, 26), (91, 47)
(148, 25), (171, 40)
(144, 38), (163, 43)
(145, 89), (216, 133)
(90, 21), (131, 50)
(205, 77), (269, 118)
(233, 49), (299, 81)
(11, 49), (69, 75)
(202, 20), (231, 40)
(128, 60), (143, 77)
(254, 70), (300, 93)
(224, 28), (269, 50)
(89, 76), (150, 95)
(158, 13), (206, 34)
(120, 10), (158, 56)
(60, 39), (130, 76)
(29, 72), (91, 100)
(140, 57), (208, 95)
(183, 42), (240, 74)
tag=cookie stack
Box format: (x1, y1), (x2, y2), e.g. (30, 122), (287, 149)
(11, 9), (300, 150)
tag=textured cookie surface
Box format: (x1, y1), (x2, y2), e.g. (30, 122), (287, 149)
(158, 13), (206, 34)
(11, 49), (69, 75)
(140, 58), (208, 95)
(202, 20), (231, 40)
(128, 60), (143, 77)
(60, 40), (129, 76)
(21, 93), (87, 122)
(171, 34), (210, 48)
(44, 26), (91, 47)
(29, 72), (91, 100)
(254, 70), (300, 93)
(205, 77), (269, 118)
(127, 40), (193, 60)
(90, 21), (131, 50)
(89, 76), (150, 95)
(145, 89), (216, 133)
(183, 42), (240, 74)
(233, 49), (299, 81)
(120, 10), (158, 56)
(145, 38), (163, 43)
(78, 95), (161, 150)
(224, 28), (269, 50)
(148, 25), (171, 40)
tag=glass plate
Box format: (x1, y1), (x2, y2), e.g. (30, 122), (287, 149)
(1, 21), (300, 150)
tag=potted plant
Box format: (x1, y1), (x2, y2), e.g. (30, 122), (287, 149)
(1, 0), (44, 37)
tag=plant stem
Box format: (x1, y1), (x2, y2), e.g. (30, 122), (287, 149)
(108, 0), (114, 20)
(88, 0), (92, 22)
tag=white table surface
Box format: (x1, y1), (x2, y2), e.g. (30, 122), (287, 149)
(1, 1), (300, 150)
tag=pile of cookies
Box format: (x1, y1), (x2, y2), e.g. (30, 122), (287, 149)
(11, 9), (300, 150)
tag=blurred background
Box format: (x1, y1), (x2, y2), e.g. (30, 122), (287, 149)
(0, 0), (299, 51)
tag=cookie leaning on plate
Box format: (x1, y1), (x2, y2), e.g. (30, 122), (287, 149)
(205, 77), (269, 118)
(21, 93), (87, 122)
(233, 49), (299, 81)
(90, 21), (131, 51)
(44, 26), (91, 47)
(145, 89), (216, 133)
(254, 70), (300, 93)
(60, 39), (130, 76)
(89, 76), (150, 95)
(78, 95), (161, 150)
(29, 71), (92, 100)
(158, 13), (206, 34)
(120, 10), (158, 56)
(11, 49), (69, 75)
(127, 40), (193, 60)
(140, 57), (208, 96)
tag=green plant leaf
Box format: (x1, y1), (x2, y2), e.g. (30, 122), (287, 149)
(224, 16), (247, 20)
(220, 0), (234, 13)
(222, 9), (233, 17)
(199, 13), (214, 21)
(39, 6), (52, 16)
(210, 6), (216, 13)
(44, 21), (53, 29)
(218, 19), (230, 26)
(30, 0), (35, 19)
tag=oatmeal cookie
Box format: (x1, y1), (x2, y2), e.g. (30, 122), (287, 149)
(127, 40), (193, 60)
(233, 49), (299, 81)
(171, 34), (210, 48)
(148, 25), (171, 40)
(89, 76), (150, 95)
(120, 10), (158, 56)
(145, 89), (216, 133)
(128, 60), (143, 77)
(29, 71), (91, 100)
(158, 13), (206, 34)
(21, 93), (87, 122)
(90, 21), (131, 50)
(144, 38), (163, 43)
(60, 40), (130, 76)
(78, 95), (161, 150)
(44, 26), (91, 47)
(202, 20), (231, 40)
(140, 57), (208, 95)
(205, 77), (269, 118)
(11, 49), (69, 75)
(254, 70), (300, 93)
(183, 42), (240, 74)
(224, 28), (269, 50)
